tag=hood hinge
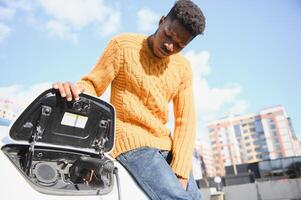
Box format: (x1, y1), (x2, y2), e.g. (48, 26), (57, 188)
(24, 105), (52, 175)
(92, 119), (111, 158)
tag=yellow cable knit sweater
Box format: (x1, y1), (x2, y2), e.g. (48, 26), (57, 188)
(77, 33), (196, 178)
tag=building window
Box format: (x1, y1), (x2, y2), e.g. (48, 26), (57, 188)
(248, 122), (254, 126)
(259, 134), (265, 139)
(258, 131), (264, 135)
(255, 147), (261, 152)
(234, 125), (241, 138)
(270, 124), (276, 130)
(261, 147), (268, 153)
(249, 127), (256, 132)
(272, 131), (277, 136)
(256, 154), (263, 159)
(259, 139), (267, 146)
(255, 120), (264, 132)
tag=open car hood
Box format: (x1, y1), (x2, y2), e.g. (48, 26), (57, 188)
(9, 88), (115, 153)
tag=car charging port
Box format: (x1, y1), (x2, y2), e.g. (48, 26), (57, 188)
(69, 156), (114, 188)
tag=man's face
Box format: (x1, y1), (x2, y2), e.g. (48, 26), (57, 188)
(151, 17), (194, 58)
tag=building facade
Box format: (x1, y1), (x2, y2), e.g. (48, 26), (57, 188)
(208, 105), (301, 176)
(199, 143), (216, 178)
(193, 142), (216, 179)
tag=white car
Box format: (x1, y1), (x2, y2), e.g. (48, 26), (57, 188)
(0, 89), (148, 200)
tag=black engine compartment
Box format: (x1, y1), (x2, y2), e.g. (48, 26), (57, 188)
(2, 144), (114, 195)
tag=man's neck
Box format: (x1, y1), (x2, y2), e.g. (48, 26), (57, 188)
(146, 34), (154, 52)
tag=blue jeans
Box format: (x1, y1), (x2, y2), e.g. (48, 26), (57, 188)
(116, 147), (202, 200)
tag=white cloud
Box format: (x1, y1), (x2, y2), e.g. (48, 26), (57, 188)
(1, 0), (34, 12)
(137, 8), (159, 33)
(185, 50), (244, 114)
(227, 100), (248, 116)
(0, 23), (12, 43)
(185, 50), (211, 76)
(0, 6), (16, 21)
(39, 0), (121, 40)
(40, 0), (104, 28)
(46, 20), (78, 43)
(98, 11), (121, 37)
(0, 83), (51, 114)
(0, 0), (121, 42)
(197, 80), (242, 113)
(0, 0), (39, 43)
(183, 50), (248, 141)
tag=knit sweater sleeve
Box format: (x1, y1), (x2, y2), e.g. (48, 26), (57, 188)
(170, 63), (196, 179)
(77, 39), (121, 96)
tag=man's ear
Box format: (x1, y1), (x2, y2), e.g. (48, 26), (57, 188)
(159, 16), (165, 25)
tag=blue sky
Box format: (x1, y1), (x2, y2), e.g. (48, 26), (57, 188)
(0, 0), (300, 143)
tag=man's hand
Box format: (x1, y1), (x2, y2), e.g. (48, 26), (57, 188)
(177, 176), (188, 190)
(52, 82), (84, 101)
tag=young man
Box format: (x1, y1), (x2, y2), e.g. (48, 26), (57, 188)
(53, 0), (205, 199)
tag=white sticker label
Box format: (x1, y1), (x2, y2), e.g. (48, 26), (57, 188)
(61, 112), (88, 129)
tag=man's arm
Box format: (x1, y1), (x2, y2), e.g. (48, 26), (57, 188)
(53, 38), (122, 100)
(170, 64), (196, 188)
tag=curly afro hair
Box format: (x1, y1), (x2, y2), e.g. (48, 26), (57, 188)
(167, 0), (206, 36)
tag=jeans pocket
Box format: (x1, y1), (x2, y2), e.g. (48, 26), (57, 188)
(158, 150), (169, 158)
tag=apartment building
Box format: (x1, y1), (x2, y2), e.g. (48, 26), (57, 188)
(208, 105), (300, 176)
